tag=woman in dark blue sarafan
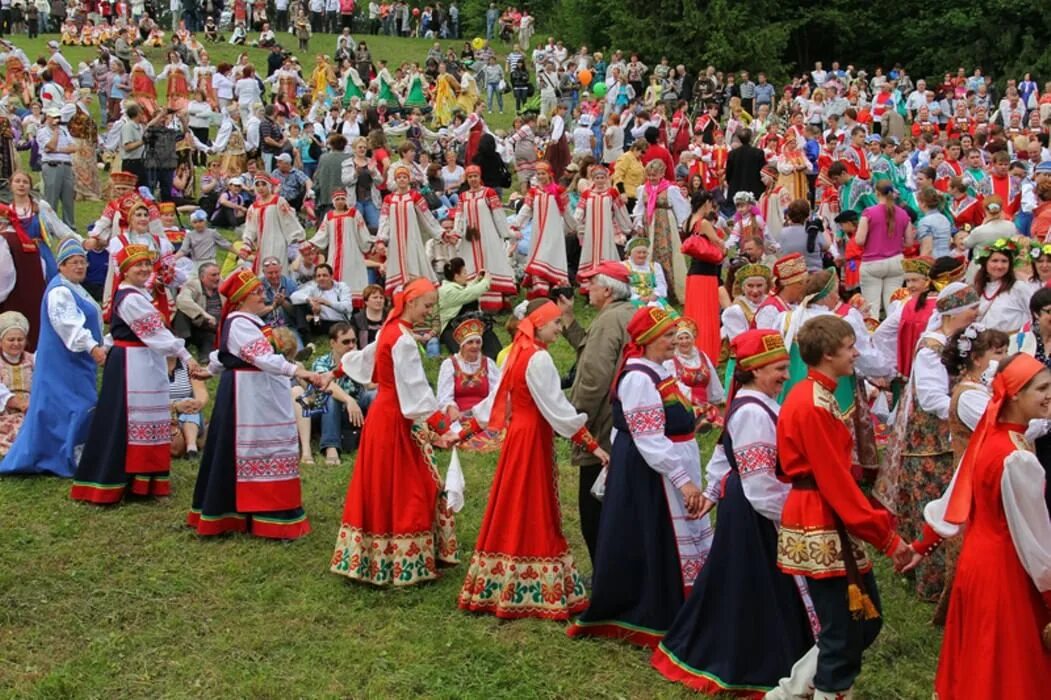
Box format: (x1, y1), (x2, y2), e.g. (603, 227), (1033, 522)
(567, 307), (714, 647)
(652, 328), (818, 698)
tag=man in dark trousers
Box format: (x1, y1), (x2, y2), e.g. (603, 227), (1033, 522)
(726, 128), (767, 201)
(564, 262), (635, 575)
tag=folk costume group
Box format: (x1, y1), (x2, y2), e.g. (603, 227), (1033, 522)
(2, 208), (1050, 700)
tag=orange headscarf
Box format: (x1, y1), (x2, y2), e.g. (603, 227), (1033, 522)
(487, 300), (561, 431)
(386, 278), (437, 326)
(945, 353), (1046, 525)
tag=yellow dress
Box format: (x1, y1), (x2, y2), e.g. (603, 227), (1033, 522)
(312, 60), (334, 102)
(456, 73), (480, 114)
(433, 73), (459, 127)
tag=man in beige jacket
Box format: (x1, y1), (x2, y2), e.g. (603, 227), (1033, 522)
(566, 261), (635, 571)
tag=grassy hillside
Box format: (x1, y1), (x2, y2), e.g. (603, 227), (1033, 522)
(0, 32), (940, 700)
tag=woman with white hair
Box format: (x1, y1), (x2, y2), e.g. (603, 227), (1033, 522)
(0, 311), (33, 457)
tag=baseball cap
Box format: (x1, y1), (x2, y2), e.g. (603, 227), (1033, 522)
(275, 153), (293, 163)
(190, 209), (208, 222)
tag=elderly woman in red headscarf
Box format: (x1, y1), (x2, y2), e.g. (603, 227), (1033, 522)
(457, 299), (608, 620)
(328, 278), (461, 587)
(907, 353), (1051, 700)
(187, 269), (321, 540)
(567, 306), (713, 646)
(71, 244), (200, 505)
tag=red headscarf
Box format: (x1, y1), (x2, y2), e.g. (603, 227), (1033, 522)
(216, 268), (263, 343)
(386, 278), (437, 327)
(945, 353), (1046, 525)
(611, 306), (679, 395)
(487, 300), (561, 431)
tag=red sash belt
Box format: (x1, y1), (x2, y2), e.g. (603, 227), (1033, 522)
(113, 339), (146, 348)
(669, 433), (696, 444)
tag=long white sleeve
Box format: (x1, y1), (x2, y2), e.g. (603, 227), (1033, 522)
(226, 314), (297, 376)
(704, 353), (725, 404)
(871, 302), (903, 370)
(391, 330), (441, 420)
(753, 303), (781, 330)
(524, 350), (587, 438)
(913, 344), (951, 419)
(46, 285), (99, 353)
(212, 118), (233, 152)
(0, 238), (13, 304)
(653, 263), (668, 299)
(37, 200), (80, 242)
(0, 377), (10, 411)
(549, 114), (564, 142)
(729, 394), (788, 521)
(721, 303), (751, 341)
(844, 307), (892, 379)
(339, 339), (378, 384)
(116, 287), (192, 363)
(1001, 451), (1051, 593)
(667, 185), (691, 226)
(617, 364), (693, 487)
(955, 386), (990, 431)
(289, 281), (318, 305)
(703, 446), (731, 502)
(436, 357), (456, 411)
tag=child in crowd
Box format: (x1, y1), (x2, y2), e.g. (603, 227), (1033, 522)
(175, 210), (235, 266)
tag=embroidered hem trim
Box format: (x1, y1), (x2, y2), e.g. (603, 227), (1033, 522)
(650, 644), (770, 698)
(330, 523), (457, 587)
(187, 510), (248, 536)
(566, 620), (665, 649)
(457, 550), (588, 620)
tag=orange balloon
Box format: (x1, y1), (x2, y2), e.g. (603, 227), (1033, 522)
(578, 69), (592, 86)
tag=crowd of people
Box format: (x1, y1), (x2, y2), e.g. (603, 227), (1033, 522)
(0, 8), (1050, 699)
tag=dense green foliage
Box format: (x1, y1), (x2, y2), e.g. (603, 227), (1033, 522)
(464, 0), (1051, 83)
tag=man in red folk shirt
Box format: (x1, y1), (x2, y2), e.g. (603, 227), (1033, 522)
(771, 315), (913, 700)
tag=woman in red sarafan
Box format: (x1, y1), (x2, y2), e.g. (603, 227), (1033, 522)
(328, 278), (460, 587)
(457, 300), (609, 620)
(907, 353), (1051, 700)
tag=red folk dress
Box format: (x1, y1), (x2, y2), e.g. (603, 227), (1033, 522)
(458, 344), (596, 620)
(330, 319), (458, 587)
(933, 425), (1051, 699)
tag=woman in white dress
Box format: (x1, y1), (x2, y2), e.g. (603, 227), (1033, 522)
(453, 165), (517, 311)
(377, 164), (445, 294)
(574, 164), (633, 286)
(308, 189), (372, 307)
(510, 161), (576, 298)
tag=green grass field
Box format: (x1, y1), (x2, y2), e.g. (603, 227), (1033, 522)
(0, 32), (941, 699)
